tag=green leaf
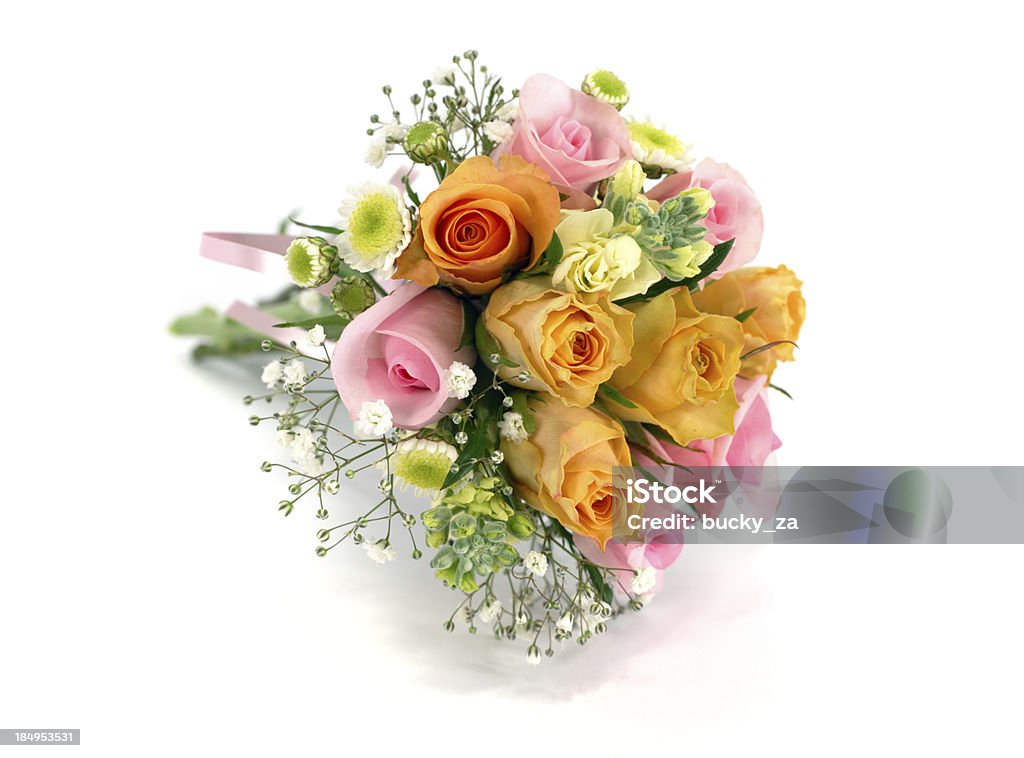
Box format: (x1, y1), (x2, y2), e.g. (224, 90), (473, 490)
(509, 391), (537, 434)
(769, 382), (794, 400)
(598, 383), (638, 409)
(526, 233), (564, 275)
(473, 318), (519, 368)
(457, 300), (477, 351)
(735, 307), (757, 323)
(443, 392), (500, 488)
(272, 314), (350, 331)
(288, 217), (344, 236)
(584, 562), (614, 606)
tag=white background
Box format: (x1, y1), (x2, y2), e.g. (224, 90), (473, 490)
(2, 1), (1022, 755)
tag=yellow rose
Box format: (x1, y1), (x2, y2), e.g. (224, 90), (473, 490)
(609, 287), (744, 446)
(483, 278), (634, 407)
(692, 265), (805, 379)
(502, 399), (629, 549)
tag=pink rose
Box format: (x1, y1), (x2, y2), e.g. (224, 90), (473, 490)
(332, 283), (475, 430)
(498, 74), (632, 191)
(574, 535), (682, 598)
(647, 158), (764, 276)
(647, 375), (781, 470)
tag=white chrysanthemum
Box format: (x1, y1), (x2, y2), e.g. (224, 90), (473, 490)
(297, 289), (323, 314)
(261, 360), (283, 389)
(379, 121), (409, 141)
(354, 399), (393, 438)
(483, 120), (514, 145)
(497, 412), (528, 443)
(282, 360), (308, 388)
(631, 566), (657, 595)
(443, 361), (477, 400)
(337, 182), (412, 274)
(496, 100), (518, 122)
(364, 136), (388, 168)
(524, 550), (548, 578)
(387, 437), (458, 492)
(306, 324), (326, 347)
(363, 539), (396, 564)
(627, 119), (692, 174)
(431, 65), (457, 85)
(478, 600), (503, 624)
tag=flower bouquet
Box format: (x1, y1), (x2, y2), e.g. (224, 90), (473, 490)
(173, 53), (805, 662)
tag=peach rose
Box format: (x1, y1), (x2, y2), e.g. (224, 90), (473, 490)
(482, 277), (634, 407)
(502, 398), (629, 549)
(609, 288), (744, 446)
(692, 265), (805, 379)
(394, 155), (560, 295)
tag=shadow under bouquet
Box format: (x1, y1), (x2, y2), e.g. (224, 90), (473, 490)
(174, 53), (805, 663)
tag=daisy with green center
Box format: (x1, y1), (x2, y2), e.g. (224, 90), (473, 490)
(389, 438), (458, 493)
(627, 119), (692, 175)
(581, 69), (630, 110)
(284, 236), (337, 287)
(337, 182), (412, 275)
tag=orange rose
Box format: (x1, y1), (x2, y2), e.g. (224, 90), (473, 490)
(483, 278), (634, 408)
(502, 398), (629, 548)
(692, 265), (805, 379)
(394, 155), (561, 295)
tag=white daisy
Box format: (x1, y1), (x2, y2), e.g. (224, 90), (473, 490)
(337, 182), (413, 274)
(627, 119), (692, 174)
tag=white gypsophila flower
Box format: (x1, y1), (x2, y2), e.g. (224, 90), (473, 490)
(354, 399), (393, 438)
(443, 361), (477, 400)
(307, 324), (326, 347)
(631, 566), (657, 595)
(282, 360), (305, 387)
(432, 64), (457, 85)
(299, 455), (324, 477)
(524, 550), (548, 578)
(496, 100), (518, 121)
(276, 429), (294, 449)
(454, 605), (473, 625)
(525, 646), (542, 666)
(478, 600), (503, 625)
(515, 611), (530, 629)
(297, 289), (323, 314)
(379, 121), (409, 141)
(363, 540), (396, 564)
(555, 613), (574, 634)
(261, 360), (284, 389)
(364, 136), (388, 168)
(337, 182), (413, 274)
(497, 412), (528, 444)
(288, 427), (318, 461)
(483, 120), (514, 145)
(282, 360), (308, 388)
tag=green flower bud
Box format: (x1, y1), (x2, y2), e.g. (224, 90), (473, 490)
(656, 240), (715, 281)
(285, 236), (337, 288)
(329, 276), (375, 319)
(609, 160), (645, 202)
(507, 513), (536, 540)
(403, 121), (448, 164)
(581, 69), (629, 110)
(677, 187), (715, 217)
